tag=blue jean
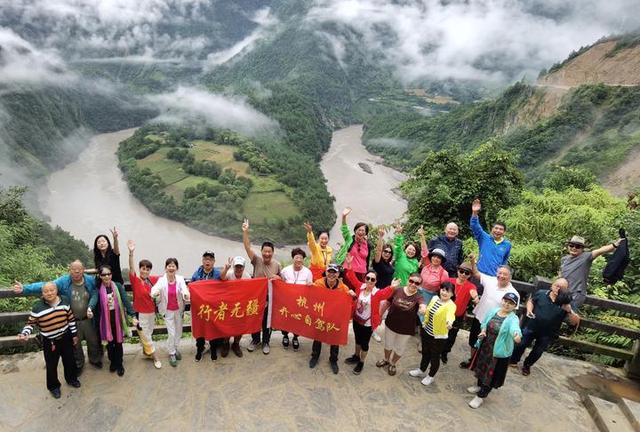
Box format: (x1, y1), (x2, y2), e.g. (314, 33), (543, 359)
(510, 327), (553, 367)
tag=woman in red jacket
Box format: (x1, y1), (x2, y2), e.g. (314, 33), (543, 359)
(343, 256), (393, 375)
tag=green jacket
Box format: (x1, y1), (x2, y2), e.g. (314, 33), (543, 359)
(392, 234), (419, 286)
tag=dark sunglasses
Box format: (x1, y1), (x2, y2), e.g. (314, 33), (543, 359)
(382, 249), (392, 254)
(408, 279), (421, 285)
(100, 273), (112, 277)
(458, 269), (471, 275)
(365, 276), (377, 282)
(568, 243), (584, 249)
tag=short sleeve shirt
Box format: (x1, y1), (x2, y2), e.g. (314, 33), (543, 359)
(450, 277), (476, 318)
(385, 288), (425, 335)
(473, 273), (520, 323)
(250, 255), (281, 279)
(528, 290), (567, 336)
(560, 252), (593, 296)
(280, 265), (313, 284)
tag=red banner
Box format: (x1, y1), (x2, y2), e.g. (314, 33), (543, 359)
(270, 280), (352, 345)
(189, 278), (268, 340)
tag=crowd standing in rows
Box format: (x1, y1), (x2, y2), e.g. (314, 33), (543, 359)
(15, 200), (624, 408)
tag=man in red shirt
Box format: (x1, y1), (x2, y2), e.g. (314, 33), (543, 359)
(128, 240), (161, 369)
(441, 262), (479, 364)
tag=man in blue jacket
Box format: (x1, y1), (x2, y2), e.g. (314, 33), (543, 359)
(14, 260), (103, 372)
(470, 199), (511, 276)
(428, 222), (464, 277)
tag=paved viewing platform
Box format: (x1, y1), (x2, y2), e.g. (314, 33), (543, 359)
(2, 329), (637, 431)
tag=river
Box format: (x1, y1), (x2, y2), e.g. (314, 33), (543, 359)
(38, 125), (406, 272)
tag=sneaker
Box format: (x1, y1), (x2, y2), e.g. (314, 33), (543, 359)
(247, 341), (259, 352)
(262, 343), (270, 355)
(292, 336), (300, 351)
(421, 375), (435, 386)
(117, 367), (125, 377)
(353, 361), (364, 375)
(459, 359), (471, 369)
(309, 357), (319, 369)
(175, 351), (182, 361)
(344, 354), (359, 365)
(282, 334), (290, 349)
(373, 331), (382, 343)
(153, 359), (162, 369)
(522, 364), (531, 376)
(68, 380), (81, 388)
(50, 388), (61, 399)
(409, 368), (426, 378)
(210, 348), (218, 361)
(221, 342), (230, 358)
(441, 352), (448, 364)
(195, 350), (203, 362)
(231, 343), (243, 358)
(330, 362), (339, 374)
(468, 396), (484, 409)
(467, 385), (481, 394)
(170, 355), (177, 367)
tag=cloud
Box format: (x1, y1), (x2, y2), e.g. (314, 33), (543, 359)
(205, 8), (278, 69)
(0, 28), (75, 85)
(307, 0), (640, 84)
(147, 86), (277, 136)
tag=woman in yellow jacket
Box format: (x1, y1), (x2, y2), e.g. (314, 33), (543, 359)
(304, 222), (333, 280)
(409, 281), (456, 386)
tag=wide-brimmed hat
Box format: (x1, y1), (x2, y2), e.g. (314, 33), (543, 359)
(566, 236), (586, 247)
(429, 248), (447, 263)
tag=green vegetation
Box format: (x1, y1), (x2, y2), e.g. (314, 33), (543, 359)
(117, 125), (308, 242)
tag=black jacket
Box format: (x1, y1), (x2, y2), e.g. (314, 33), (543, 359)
(603, 230), (630, 285)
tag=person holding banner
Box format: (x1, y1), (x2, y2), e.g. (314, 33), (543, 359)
(304, 222), (333, 281)
(150, 258), (190, 367)
(309, 263), (350, 374)
(375, 274), (427, 376)
(242, 218), (281, 355)
(279, 248), (313, 351)
(343, 256), (390, 375)
(220, 256), (250, 358)
(127, 240), (161, 369)
(191, 251), (222, 361)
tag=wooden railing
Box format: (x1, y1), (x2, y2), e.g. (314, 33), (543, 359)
(2, 277), (640, 378)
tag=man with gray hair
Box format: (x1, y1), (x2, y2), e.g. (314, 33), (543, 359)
(428, 222), (464, 277)
(14, 260), (103, 372)
(560, 235), (624, 310)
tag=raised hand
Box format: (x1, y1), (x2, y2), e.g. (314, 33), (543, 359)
(13, 281), (23, 294)
(417, 225), (425, 237)
(394, 223), (403, 234)
(472, 199), (481, 214)
(127, 240), (135, 253)
(224, 257), (232, 269)
(303, 222), (313, 233)
(342, 207), (352, 217)
(468, 253), (476, 263)
(242, 218), (250, 232)
(391, 278), (401, 289)
(377, 225), (386, 237)
(110, 227), (119, 239)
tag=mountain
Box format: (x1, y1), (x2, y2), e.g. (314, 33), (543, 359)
(362, 33), (640, 194)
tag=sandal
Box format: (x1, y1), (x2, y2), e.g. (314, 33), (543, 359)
(376, 359), (389, 368)
(387, 364), (397, 376)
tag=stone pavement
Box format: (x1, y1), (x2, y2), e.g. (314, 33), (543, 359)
(0, 329), (600, 432)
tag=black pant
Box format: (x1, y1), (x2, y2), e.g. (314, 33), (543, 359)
(468, 317), (482, 348)
(196, 337), (216, 352)
(510, 327), (554, 367)
(419, 327), (446, 377)
(311, 340), (339, 363)
(106, 310), (123, 370)
(281, 331), (299, 338)
(477, 379), (492, 398)
(252, 307), (271, 345)
(443, 316), (464, 354)
(43, 332), (77, 391)
(353, 321), (373, 352)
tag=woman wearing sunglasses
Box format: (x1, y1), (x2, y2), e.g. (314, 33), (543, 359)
(342, 256), (390, 375)
(375, 273), (427, 376)
(87, 265), (136, 376)
(440, 262), (479, 364)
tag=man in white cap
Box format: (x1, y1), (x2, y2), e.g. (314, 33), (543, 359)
(219, 256), (251, 357)
(560, 235), (624, 310)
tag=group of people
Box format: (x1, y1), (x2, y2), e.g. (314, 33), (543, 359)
(15, 199), (625, 409)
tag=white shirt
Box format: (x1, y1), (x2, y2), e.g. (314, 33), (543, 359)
(280, 265), (313, 285)
(472, 273), (520, 322)
(355, 289), (377, 326)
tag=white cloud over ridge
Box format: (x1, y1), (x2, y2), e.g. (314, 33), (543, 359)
(147, 86), (277, 136)
(307, 0), (640, 83)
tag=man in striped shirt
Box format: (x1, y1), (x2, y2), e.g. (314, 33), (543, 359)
(18, 282), (81, 399)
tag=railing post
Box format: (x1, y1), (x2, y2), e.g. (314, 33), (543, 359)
(624, 339), (640, 380)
